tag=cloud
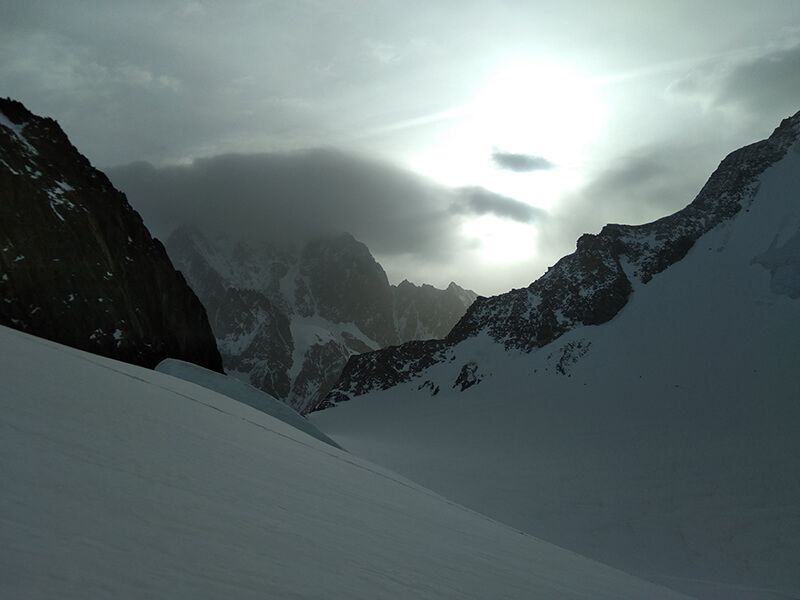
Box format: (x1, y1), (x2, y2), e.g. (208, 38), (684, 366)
(0, 1), (516, 167)
(108, 150), (551, 295)
(579, 154), (680, 209)
(108, 150), (458, 259)
(669, 43), (800, 119)
(537, 144), (713, 270)
(451, 187), (545, 222)
(109, 149), (544, 273)
(491, 151), (554, 172)
(716, 44), (800, 116)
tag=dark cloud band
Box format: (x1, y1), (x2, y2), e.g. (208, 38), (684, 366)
(108, 150), (542, 267)
(452, 187), (545, 222)
(670, 43), (800, 118)
(492, 151), (554, 172)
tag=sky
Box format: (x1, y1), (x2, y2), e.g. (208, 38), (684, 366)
(2, 1), (800, 295)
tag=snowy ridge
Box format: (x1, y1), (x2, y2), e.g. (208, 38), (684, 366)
(0, 325), (690, 600)
(312, 112), (800, 598)
(324, 109), (800, 402)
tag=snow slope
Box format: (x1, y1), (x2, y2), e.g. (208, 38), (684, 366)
(156, 358), (342, 449)
(312, 132), (800, 598)
(0, 325), (690, 600)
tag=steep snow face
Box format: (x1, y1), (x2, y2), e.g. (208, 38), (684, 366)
(313, 119), (800, 598)
(0, 326), (691, 600)
(166, 228), (475, 413)
(0, 98), (222, 372)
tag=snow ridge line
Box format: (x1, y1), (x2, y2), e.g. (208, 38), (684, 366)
(324, 109), (800, 404)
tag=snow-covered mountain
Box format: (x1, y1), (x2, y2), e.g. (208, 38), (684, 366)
(0, 324), (692, 600)
(312, 111), (800, 598)
(166, 226), (476, 413)
(0, 98), (222, 371)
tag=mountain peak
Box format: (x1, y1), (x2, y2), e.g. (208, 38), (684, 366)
(165, 227), (476, 412)
(324, 109), (800, 403)
(0, 98), (222, 371)
(0, 97), (37, 125)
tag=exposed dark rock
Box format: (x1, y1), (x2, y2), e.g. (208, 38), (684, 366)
(417, 380), (440, 396)
(314, 339), (449, 409)
(291, 339), (352, 411)
(301, 233), (397, 345)
(394, 279), (477, 341)
(222, 289), (293, 399)
(0, 98), (222, 371)
(453, 362), (481, 391)
(554, 340), (592, 376)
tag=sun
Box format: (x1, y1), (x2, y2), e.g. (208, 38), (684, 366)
(410, 59), (608, 265)
(474, 60), (607, 169)
(414, 59), (607, 194)
(461, 215), (540, 265)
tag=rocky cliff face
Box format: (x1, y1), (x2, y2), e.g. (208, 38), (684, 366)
(0, 98), (222, 371)
(166, 227), (476, 413)
(324, 110), (800, 405)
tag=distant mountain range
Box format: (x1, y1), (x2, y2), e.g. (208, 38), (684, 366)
(0, 98), (222, 371)
(312, 111), (800, 598)
(166, 226), (476, 413)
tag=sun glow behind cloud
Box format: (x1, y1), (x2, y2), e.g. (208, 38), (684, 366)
(460, 214), (541, 265)
(410, 60), (609, 264)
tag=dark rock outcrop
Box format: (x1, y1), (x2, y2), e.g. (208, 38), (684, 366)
(301, 234), (397, 344)
(322, 110), (800, 406)
(394, 280), (478, 341)
(0, 98), (222, 371)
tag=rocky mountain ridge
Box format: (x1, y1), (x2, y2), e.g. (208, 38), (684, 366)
(166, 226), (476, 413)
(311, 110), (800, 598)
(0, 98), (222, 371)
(323, 110), (800, 405)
